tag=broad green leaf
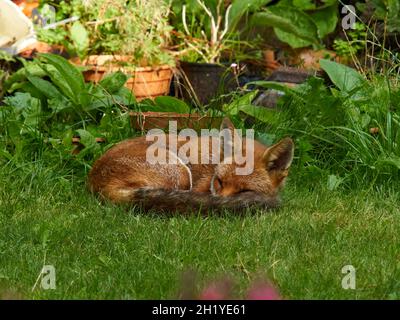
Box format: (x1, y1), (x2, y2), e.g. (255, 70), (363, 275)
(245, 81), (294, 94)
(48, 98), (72, 113)
(99, 72), (129, 93)
(70, 21), (89, 59)
(223, 91), (258, 115)
(222, 90), (278, 123)
(76, 129), (96, 148)
(320, 59), (365, 93)
(3, 92), (32, 112)
(22, 97), (42, 132)
(238, 104), (278, 123)
(311, 4), (338, 39)
(228, 0), (272, 30)
(26, 75), (63, 100)
(251, 6), (319, 48)
(4, 62), (46, 93)
(15, 82), (47, 101)
(293, 0), (316, 10)
(153, 96), (191, 113)
(88, 94), (132, 111)
(115, 87), (136, 106)
(41, 64), (75, 102)
(75, 128), (101, 158)
(62, 130), (74, 146)
(39, 53), (88, 107)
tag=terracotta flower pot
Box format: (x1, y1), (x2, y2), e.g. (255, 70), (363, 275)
(14, 0), (39, 17)
(125, 66), (173, 101)
(129, 111), (223, 131)
(71, 55), (173, 101)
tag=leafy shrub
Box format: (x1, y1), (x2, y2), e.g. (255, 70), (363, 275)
(37, 0), (174, 66)
(0, 54), (192, 174)
(241, 60), (400, 189)
(250, 0), (338, 48)
(333, 23), (367, 59)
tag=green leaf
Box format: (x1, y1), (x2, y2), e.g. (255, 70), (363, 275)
(70, 21), (89, 59)
(153, 96), (191, 113)
(3, 92), (33, 112)
(293, 0), (316, 10)
(21, 96), (42, 133)
(13, 82), (46, 101)
(245, 80), (294, 94)
(311, 4), (338, 39)
(4, 62), (46, 93)
(238, 105), (278, 123)
(76, 129), (96, 148)
(251, 6), (320, 48)
(99, 72), (129, 93)
(115, 87), (136, 106)
(228, 0), (272, 30)
(223, 91), (258, 115)
(39, 53), (88, 107)
(26, 75), (63, 100)
(320, 59), (365, 93)
(41, 64), (75, 102)
(222, 91), (278, 123)
(48, 98), (72, 113)
(75, 128), (101, 158)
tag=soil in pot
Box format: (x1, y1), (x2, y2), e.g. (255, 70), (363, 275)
(176, 61), (237, 106)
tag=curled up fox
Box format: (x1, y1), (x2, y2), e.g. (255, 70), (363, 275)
(88, 118), (294, 212)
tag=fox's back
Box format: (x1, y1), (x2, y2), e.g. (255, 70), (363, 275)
(88, 136), (193, 202)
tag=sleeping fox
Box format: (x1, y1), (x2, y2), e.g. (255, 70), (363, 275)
(88, 118), (294, 212)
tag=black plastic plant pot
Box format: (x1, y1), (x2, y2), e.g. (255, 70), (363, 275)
(178, 61), (237, 106)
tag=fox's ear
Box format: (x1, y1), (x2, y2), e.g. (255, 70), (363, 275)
(220, 117), (242, 156)
(220, 117), (235, 132)
(263, 138), (294, 171)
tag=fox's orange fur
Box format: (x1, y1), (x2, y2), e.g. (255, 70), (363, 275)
(88, 118), (294, 212)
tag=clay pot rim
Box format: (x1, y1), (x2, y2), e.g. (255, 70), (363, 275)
(129, 111), (222, 119)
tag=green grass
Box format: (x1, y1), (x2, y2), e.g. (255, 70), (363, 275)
(1, 162), (400, 299)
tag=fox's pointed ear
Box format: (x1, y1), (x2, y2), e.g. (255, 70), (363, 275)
(220, 117), (235, 132)
(220, 117), (242, 157)
(263, 138), (294, 171)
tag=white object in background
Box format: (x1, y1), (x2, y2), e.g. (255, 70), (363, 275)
(0, 0), (37, 55)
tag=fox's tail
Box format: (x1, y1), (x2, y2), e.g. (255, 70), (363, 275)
(128, 188), (280, 213)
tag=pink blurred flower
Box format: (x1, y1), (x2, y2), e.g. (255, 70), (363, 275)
(247, 282), (281, 300)
(199, 279), (232, 300)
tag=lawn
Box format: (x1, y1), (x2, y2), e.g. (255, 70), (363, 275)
(1, 162), (399, 299)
